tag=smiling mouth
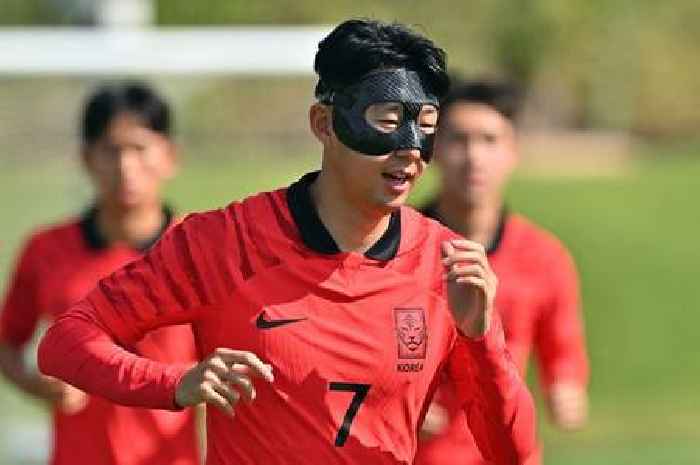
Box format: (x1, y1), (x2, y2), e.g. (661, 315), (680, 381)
(382, 172), (413, 182)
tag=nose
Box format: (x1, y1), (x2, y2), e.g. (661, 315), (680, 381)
(465, 140), (487, 168)
(117, 149), (141, 178)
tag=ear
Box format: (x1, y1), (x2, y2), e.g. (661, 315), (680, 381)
(509, 127), (520, 169)
(81, 146), (95, 174)
(162, 140), (179, 180)
(309, 103), (333, 144)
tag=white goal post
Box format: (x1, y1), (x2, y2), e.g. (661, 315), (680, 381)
(0, 26), (332, 75)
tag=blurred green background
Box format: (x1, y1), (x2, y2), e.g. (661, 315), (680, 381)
(3, 0), (700, 136)
(1, 1), (699, 464)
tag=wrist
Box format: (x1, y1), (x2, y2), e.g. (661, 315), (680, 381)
(172, 364), (192, 410)
(457, 308), (492, 339)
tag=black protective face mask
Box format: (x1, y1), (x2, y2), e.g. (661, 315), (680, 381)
(319, 69), (439, 162)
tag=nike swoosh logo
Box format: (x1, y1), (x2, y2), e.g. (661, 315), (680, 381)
(256, 310), (307, 329)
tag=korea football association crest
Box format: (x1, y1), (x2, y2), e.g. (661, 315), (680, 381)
(394, 308), (427, 372)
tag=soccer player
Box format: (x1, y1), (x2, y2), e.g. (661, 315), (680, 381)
(37, 20), (536, 465)
(414, 80), (589, 465)
(0, 83), (201, 465)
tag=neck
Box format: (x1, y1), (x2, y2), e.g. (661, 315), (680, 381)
(436, 192), (502, 248)
(96, 200), (166, 248)
(311, 171), (392, 254)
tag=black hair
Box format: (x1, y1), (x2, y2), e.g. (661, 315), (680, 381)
(82, 82), (172, 146)
(440, 79), (523, 122)
(314, 19), (449, 101)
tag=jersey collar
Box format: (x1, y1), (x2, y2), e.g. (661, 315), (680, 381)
(79, 204), (174, 252)
(420, 199), (507, 255)
(286, 171), (401, 261)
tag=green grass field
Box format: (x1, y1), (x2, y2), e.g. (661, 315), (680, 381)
(1, 145), (699, 464)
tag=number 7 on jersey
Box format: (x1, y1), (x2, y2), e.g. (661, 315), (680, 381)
(329, 382), (371, 446)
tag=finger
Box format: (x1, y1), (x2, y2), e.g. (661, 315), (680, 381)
(441, 240), (455, 259)
(229, 363), (274, 377)
(446, 265), (486, 281)
(201, 384), (234, 417)
(442, 251), (487, 268)
(225, 374), (256, 402)
(455, 276), (487, 288)
(213, 349), (274, 382)
(204, 362), (256, 403)
(207, 357), (232, 378)
(203, 369), (238, 404)
(212, 381), (242, 407)
(450, 239), (486, 254)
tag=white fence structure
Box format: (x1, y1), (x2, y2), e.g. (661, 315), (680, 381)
(0, 27), (332, 75)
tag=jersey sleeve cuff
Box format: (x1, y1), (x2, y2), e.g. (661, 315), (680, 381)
(165, 363), (191, 411)
(455, 314), (507, 356)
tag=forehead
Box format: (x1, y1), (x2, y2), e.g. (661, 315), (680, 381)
(441, 102), (513, 132)
(100, 113), (160, 143)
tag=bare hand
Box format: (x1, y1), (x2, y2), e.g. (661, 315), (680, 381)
(41, 376), (89, 414)
(442, 240), (498, 338)
(419, 401), (449, 439)
(175, 348), (274, 417)
(547, 382), (588, 430)
(56, 381), (89, 414)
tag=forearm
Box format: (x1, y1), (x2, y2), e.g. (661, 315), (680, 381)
(0, 343), (60, 401)
(38, 312), (189, 410)
(450, 323), (537, 464)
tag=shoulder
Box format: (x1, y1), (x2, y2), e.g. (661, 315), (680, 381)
(173, 187), (285, 231)
(20, 217), (82, 256)
(9, 217), (83, 274)
(168, 187), (295, 254)
(398, 206), (459, 255)
(217, 187), (294, 239)
(29, 217), (82, 246)
(504, 214), (575, 268)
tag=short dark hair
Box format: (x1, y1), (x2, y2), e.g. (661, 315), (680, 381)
(314, 19), (449, 100)
(82, 82), (172, 146)
(440, 79), (523, 122)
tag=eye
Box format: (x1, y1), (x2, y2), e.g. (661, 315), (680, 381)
(419, 105), (438, 134)
(365, 102), (404, 133)
(482, 133), (498, 144)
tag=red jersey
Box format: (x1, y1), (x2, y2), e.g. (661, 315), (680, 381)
(38, 172), (536, 465)
(1, 207), (200, 465)
(415, 205), (589, 465)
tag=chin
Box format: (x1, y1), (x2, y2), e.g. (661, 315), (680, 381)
(376, 194), (408, 212)
(453, 188), (484, 207)
(114, 194), (147, 210)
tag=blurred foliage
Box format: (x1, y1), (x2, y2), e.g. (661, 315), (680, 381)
(0, 0), (94, 25)
(1, 0), (699, 136)
(0, 0), (57, 24)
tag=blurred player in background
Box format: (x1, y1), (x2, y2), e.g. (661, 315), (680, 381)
(414, 79), (589, 465)
(0, 82), (201, 465)
(36, 20), (537, 465)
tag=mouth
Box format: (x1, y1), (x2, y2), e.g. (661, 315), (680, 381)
(382, 169), (415, 183)
(381, 169), (416, 195)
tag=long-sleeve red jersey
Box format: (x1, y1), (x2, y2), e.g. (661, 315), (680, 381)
(1, 206), (200, 465)
(38, 172), (536, 465)
(415, 205), (589, 465)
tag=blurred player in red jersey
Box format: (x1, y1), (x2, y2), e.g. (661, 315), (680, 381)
(37, 20), (537, 465)
(415, 79), (589, 465)
(0, 82), (201, 465)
